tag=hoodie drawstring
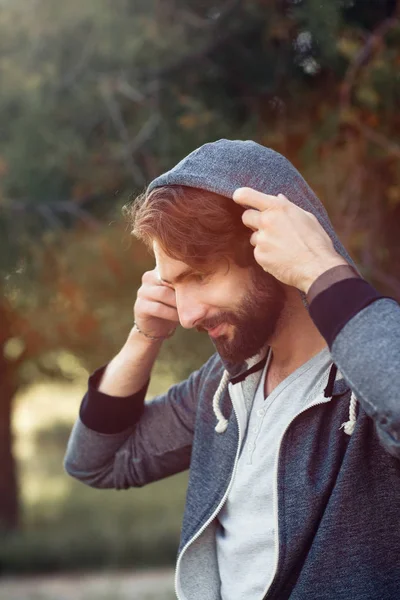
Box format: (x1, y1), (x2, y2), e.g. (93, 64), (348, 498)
(213, 370), (230, 433)
(340, 391), (358, 435)
(325, 363), (358, 436)
(213, 363), (358, 436)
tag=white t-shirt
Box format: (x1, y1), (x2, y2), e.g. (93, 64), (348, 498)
(216, 346), (332, 599)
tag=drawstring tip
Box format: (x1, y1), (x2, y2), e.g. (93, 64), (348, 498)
(215, 419), (228, 434)
(340, 420), (355, 436)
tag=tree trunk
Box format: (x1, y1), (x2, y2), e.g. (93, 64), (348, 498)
(0, 305), (19, 531)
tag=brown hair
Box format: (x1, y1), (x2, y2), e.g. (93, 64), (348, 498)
(125, 185), (254, 272)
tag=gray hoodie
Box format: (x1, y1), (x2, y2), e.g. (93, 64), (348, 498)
(65, 139), (400, 599)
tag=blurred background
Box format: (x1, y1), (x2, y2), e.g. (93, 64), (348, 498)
(1, 0), (400, 598)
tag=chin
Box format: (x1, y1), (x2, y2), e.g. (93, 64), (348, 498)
(215, 342), (264, 365)
(216, 329), (272, 364)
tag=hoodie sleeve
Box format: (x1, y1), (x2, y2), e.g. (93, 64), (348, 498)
(64, 354), (217, 489)
(308, 271), (400, 459)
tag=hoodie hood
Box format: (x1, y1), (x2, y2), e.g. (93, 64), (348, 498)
(147, 139), (359, 435)
(147, 139), (359, 273)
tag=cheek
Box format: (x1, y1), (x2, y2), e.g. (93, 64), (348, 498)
(207, 281), (245, 307)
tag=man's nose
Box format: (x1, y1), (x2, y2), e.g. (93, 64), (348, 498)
(176, 294), (207, 329)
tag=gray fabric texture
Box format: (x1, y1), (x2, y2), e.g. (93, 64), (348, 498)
(330, 298), (400, 458)
(65, 140), (400, 599)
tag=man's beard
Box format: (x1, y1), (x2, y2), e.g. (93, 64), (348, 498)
(198, 265), (286, 364)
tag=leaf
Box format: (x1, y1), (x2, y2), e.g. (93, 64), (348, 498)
(356, 85), (380, 110)
(364, 112), (380, 128)
(387, 186), (400, 209)
(178, 114), (199, 130)
(337, 37), (361, 60)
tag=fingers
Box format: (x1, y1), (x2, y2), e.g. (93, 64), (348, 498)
(138, 281), (177, 309)
(142, 269), (163, 286)
(137, 299), (179, 323)
(250, 230), (259, 247)
(233, 187), (286, 211)
(241, 208), (261, 231)
(236, 189), (292, 235)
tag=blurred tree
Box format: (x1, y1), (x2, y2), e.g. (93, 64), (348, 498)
(1, 0), (399, 530)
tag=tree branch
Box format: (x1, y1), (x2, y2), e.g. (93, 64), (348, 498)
(141, 0), (243, 82)
(340, 14), (400, 109)
(99, 80), (146, 186)
(339, 8), (400, 156)
(353, 122), (400, 159)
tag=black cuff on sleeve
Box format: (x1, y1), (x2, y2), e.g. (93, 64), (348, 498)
(309, 278), (389, 348)
(79, 365), (149, 434)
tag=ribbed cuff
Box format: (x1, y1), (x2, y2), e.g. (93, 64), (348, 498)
(307, 264), (360, 303)
(79, 365), (149, 434)
(309, 278), (387, 348)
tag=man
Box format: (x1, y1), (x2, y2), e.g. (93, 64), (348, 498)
(65, 140), (400, 599)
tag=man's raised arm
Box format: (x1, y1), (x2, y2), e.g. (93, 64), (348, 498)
(234, 187), (400, 458)
(63, 268), (201, 488)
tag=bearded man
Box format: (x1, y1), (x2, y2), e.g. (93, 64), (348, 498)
(65, 140), (400, 600)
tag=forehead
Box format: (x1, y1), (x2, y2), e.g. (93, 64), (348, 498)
(152, 240), (189, 270)
(152, 240), (194, 284)
(152, 240), (238, 285)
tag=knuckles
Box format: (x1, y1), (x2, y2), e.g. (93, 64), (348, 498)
(152, 303), (163, 317)
(253, 245), (263, 260)
(142, 269), (161, 284)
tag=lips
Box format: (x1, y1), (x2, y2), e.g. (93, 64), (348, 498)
(207, 323), (225, 337)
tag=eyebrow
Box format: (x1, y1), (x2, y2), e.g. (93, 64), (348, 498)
(160, 267), (197, 285)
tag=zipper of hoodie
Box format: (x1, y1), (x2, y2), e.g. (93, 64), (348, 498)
(174, 384), (243, 600)
(260, 372), (333, 600)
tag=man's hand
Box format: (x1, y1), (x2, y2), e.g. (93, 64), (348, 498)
(233, 187), (348, 293)
(98, 267), (178, 397)
(134, 268), (179, 339)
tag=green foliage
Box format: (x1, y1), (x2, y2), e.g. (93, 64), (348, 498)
(1, 0), (399, 283)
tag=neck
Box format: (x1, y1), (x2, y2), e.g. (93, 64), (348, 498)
(268, 287), (328, 374)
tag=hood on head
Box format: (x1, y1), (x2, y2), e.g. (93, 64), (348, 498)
(147, 138), (359, 275)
